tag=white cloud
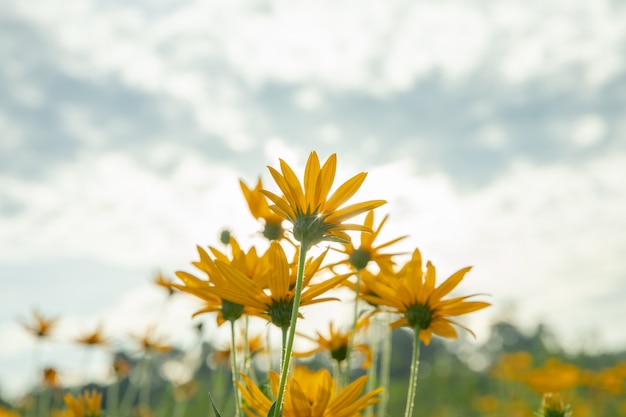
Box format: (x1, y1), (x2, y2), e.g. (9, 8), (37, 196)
(366, 152), (626, 348)
(0, 149), (254, 267)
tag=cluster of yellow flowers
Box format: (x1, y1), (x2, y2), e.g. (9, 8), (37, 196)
(484, 351), (626, 416)
(10, 151), (498, 417)
(172, 151), (491, 417)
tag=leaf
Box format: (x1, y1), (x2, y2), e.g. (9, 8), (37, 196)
(267, 401), (280, 417)
(208, 393), (223, 417)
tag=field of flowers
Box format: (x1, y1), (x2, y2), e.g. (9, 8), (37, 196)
(2, 152), (625, 417)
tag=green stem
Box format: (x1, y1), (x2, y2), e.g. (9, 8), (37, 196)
(106, 378), (120, 417)
(273, 242), (309, 417)
(243, 316), (251, 375)
(343, 270), (362, 387)
(403, 329), (421, 417)
(366, 315), (380, 417)
(377, 313), (392, 417)
(119, 354), (148, 416)
(230, 320), (242, 417)
(139, 354), (153, 412)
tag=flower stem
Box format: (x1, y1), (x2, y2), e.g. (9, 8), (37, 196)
(403, 329), (421, 417)
(230, 320), (242, 417)
(343, 270), (362, 387)
(377, 313), (392, 417)
(273, 243), (309, 417)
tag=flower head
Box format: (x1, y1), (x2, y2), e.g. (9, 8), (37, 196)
(174, 239), (267, 325)
(203, 241), (351, 328)
(75, 324), (108, 347)
(19, 309), (58, 339)
(237, 367), (382, 417)
(294, 319), (371, 368)
(43, 367), (60, 388)
(240, 177), (287, 241)
(537, 393), (572, 417)
(64, 389), (102, 417)
(131, 325), (172, 354)
(361, 248), (490, 344)
(154, 271), (176, 296)
(262, 152), (386, 249)
(330, 211), (407, 271)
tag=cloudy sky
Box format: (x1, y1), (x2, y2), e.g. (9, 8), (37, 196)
(1, 0), (626, 399)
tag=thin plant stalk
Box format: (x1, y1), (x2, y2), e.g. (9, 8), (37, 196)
(272, 242), (309, 417)
(403, 329), (421, 417)
(366, 314), (380, 417)
(229, 320), (242, 417)
(343, 270), (362, 387)
(138, 354), (153, 413)
(119, 354), (148, 416)
(106, 377), (120, 417)
(377, 313), (392, 417)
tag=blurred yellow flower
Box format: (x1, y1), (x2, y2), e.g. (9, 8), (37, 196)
(294, 319), (371, 368)
(330, 211), (407, 271)
(361, 248), (490, 344)
(112, 355), (131, 379)
(261, 151), (386, 249)
(240, 177), (287, 241)
(154, 271), (176, 296)
(43, 367), (60, 388)
(212, 332), (266, 366)
(19, 309), (58, 339)
(524, 358), (580, 393)
(75, 324), (108, 347)
(64, 389), (102, 417)
(491, 351), (533, 381)
(0, 405), (20, 417)
(238, 366), (382, 417)
(131, 325), (172, 354)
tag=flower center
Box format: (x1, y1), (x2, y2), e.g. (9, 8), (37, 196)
(350, 248), (371, 270)
(292, 211), (334, 249)
(262, 221), (283, 241)
(406, 303), (433, 330)
(221, 299), (244, 322)
(268, 299), (294, 329)
(331, 345), (348, 363)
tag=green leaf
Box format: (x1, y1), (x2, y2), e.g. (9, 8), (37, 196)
(267, 400), (280, 417)
(208, 393), (223, 417)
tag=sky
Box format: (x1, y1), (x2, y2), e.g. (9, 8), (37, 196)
(1, 0), (626, 400)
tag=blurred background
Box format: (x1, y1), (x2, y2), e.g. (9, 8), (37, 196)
(1, 0), (626, 409)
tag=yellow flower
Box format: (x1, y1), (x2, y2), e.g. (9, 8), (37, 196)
(64, 389), (102, 417)
(43, 367), (60, 388)
(538, 393), (572, 417)
(237, 366), (382, 417)
(361, 248), (490, 344)
(154, 271), (176, 296)
(174, 239), (267, 325)
(75, 324), (108, 347)
(131, 325), (172, 354)
(262, 152), (386, 249)
(240, 177), (287, 241)
(211, 332), (266, 366)
(330, 211), (407, 271)
(204, 241), (351, 329)
(112, 355), (131, 379)
(0, 406), (20, 417)
(524, 358), (580, 393)
(490, 351), (533, 381)
(19, 309), (58, 339)
(295, 319), (371, 368)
